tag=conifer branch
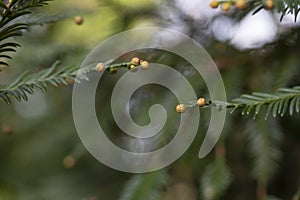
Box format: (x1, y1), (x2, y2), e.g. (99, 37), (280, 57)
(178, 86), (300, 119)
(0, 58), (149, 104)
(0, 0), (52, 66)
(0, 61), (79, 104)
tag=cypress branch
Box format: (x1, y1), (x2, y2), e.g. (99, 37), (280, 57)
(0, 58), (147, 104)
(179, 86), (300, 119)
(229, 86), (300, 119)
(0, 0), (52, 66)
(0, 61), (80, 104)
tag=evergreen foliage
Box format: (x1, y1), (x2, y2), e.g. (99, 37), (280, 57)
(209, 86), (300, 119)
(0, 0), (51, 66)
(0, 61), (78, 103)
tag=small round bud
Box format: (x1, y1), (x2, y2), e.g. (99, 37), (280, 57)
(2, 1), (12, 15)
(63, 156), (76, 169)
(234, 0), (248, 9)
(221, 2), (232, 11)
(66, 78), (74, 84)
(128, 64), (138, 72)
(7, 0), (12, 8)
(197, 98), (206, 107)
(96, 63), (106, 72)
(209, 0), (220, 8)
(108, 67), (117, 74)
(74, 16), (84, 25)
(2, 125), (12, 135)
(140, 60), (149, 70)
(131, 57), (140, 65)
(176, 104), (186, 113)
(264, 0), (274, 9)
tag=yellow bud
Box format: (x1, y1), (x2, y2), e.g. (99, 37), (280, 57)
(131, 57), (140, 65)
(74, 16), (84, 25)
(96, 63), (106, 72)
(129, 64), (138, 72)
(209, 0), (220, 8)
(108, 67), (117, 74)
(234, 0), (248, 9)
(176, 104), (186, 113)
(221, 2), (232, 11)
(264, 0), (274, 9)
(140, 60), (149, 70)
(197, 98), (206, 107)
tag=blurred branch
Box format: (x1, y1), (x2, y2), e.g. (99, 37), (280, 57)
(118, 170), (167, 200)
(19, 13), (74, 25)
(293, 183), (300, 200)
(200, 143), (231, 200)
(246, 118), (282, 199)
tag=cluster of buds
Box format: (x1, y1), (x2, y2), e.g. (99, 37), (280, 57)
(176, 98), (207, 113)
(95, 57), (149, 74)
(128, 57), (150, 71)
(209, 0), (274, 12)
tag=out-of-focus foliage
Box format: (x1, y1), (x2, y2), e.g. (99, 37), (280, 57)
(119, 170), (167, 200)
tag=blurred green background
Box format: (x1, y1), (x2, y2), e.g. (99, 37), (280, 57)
(0, 0), (300, 199)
